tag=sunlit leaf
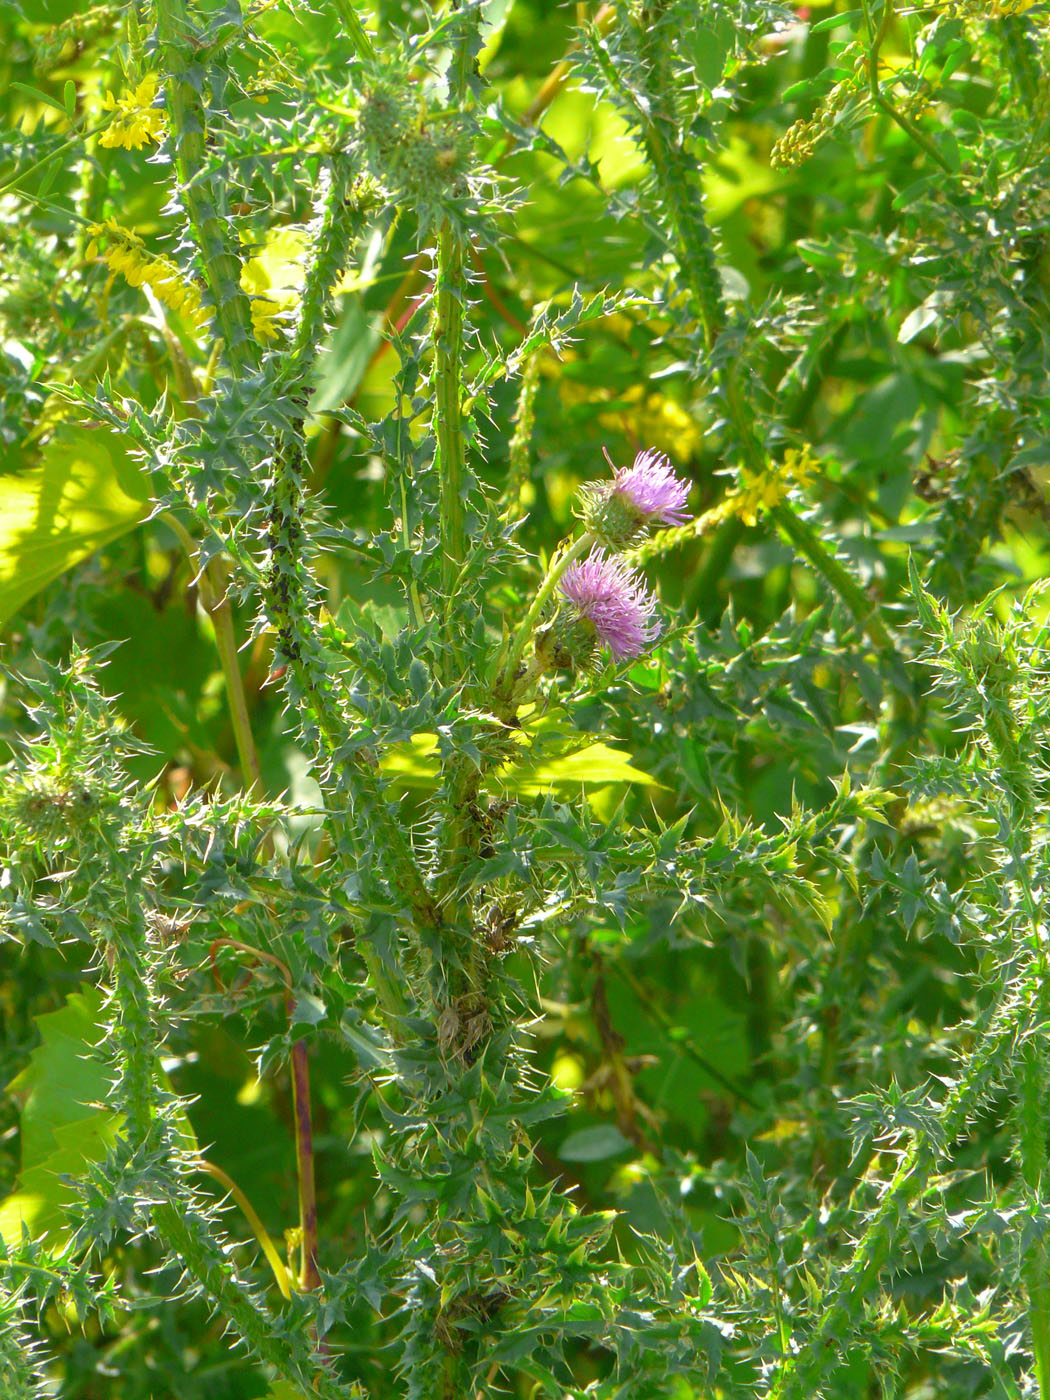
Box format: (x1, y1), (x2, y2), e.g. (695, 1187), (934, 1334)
(0, 425), (149, 628)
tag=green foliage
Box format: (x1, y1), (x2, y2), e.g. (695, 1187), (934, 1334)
(2, 989), (121, 1246)
(1, 0), (1050, 1397)
(0, 426), (146, 629)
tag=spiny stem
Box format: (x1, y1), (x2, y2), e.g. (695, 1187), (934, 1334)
(1021, 1042), (1050, 1400)
(153, 0), (257, 365)
(267, 437), (440, 935)
(769, 504), (896, 659)
(105, 909), (339, 1397)
(617, 10), (901, 670)
(984, 700), (1050, 1397)
(768, 988), (1034, 1399)
(330, 0), (375, 59)
(435, 221), (468, 618)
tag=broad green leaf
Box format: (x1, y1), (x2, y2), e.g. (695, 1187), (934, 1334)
(312, 297), (382, 415)
(7, 988), (112, 1173)
(3, 988), (120, 1247)
(0, 1116), (125, 1248)
(241, 227), (308, 296)
(0, 425), (149, 628)
(478, 0), (516, 70)
(2, 986), (195, 1247)
(504, 741), (665, 796)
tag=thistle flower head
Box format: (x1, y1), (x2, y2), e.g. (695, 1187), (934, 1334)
(609, 447), (692, 526)
(579, 447), (692, 548)
(557, 547), (660, 663)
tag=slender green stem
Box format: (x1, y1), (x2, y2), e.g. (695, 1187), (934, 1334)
(195, 1160), (294, 1300)
(166, 516), (262, 795)
(435, 221), (468, 614)
(0, 128), (96, 198)
(862, 0), (953, 175)
(611, 961), (757, 1106)
(495, 532), (593, 695)
(874, 96), (953, 173)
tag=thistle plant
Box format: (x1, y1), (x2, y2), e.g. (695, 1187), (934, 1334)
(2, 0), (1050, 1398)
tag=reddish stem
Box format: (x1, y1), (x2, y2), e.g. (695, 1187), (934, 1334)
(289, 1027), (321, 1291)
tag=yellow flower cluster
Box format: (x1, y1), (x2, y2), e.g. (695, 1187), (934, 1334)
(86, 218), (300, 344)
(770, 46), (865, 171)
(99, 72), (167, 150)
(732, 445), (817, 527)
(628, 447), (819, 566)
(86, 218), (207, 328)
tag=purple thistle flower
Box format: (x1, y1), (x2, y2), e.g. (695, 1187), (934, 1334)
(559, 548), (661, 662)
(608, 447), (692, 527)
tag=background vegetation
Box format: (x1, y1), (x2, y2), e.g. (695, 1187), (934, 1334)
(2, 0), (1050, 1396)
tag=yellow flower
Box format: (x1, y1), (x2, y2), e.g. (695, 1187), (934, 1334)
(731, 446), (817, 528)
(86, 219), (207, 329)
(782, 445), (817, 490)
(99, 73), (166, 151)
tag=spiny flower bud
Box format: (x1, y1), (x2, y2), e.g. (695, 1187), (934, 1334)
(579, 447), (692, 549)
(534, 614), (599, 675)
(358, 76), (469, 204)
(358, 79), (411, 162)
(6, 773), (105, 843)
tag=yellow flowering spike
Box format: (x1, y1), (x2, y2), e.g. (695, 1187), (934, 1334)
(85, 219), (207, 329)
(99, 72), (167, 151)
(730, 446), (817, 528)
(782, 444), (818, 491)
